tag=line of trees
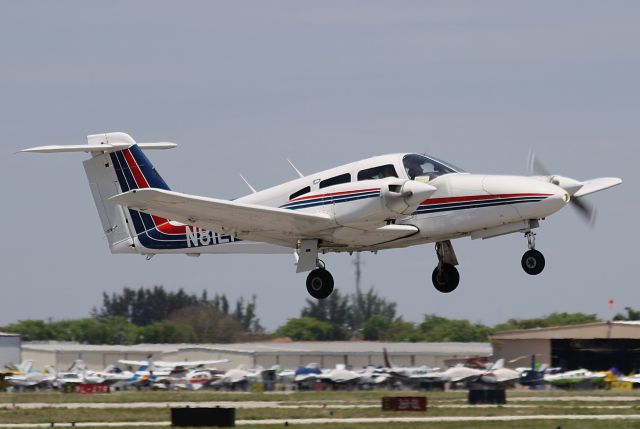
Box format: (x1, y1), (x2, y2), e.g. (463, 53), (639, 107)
(2, 284), (621, 344)
(3, 287), (264, 344)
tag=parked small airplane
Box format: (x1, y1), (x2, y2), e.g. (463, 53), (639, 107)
(382, 348), (441, 383)
(5, 361), (57, 390)
(211, 365), (262, 390)
(543, 368), (606, 388)
(117, 358), (228, 387)
(23, 132), (622, 298)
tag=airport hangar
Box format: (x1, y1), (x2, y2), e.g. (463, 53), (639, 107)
(491, 321), (640, 372)
(21, 341), (491, 371)
(0, 332), (21, 367)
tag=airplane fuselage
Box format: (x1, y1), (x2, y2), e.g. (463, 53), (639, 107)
(24, 133), (620, 297)
(232, 154), (568, 253)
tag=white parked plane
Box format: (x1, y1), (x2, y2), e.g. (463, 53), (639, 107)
(23, 132), (621, 298)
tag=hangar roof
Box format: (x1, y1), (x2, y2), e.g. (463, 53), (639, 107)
(490, 321), (640, 340)
(23, 341), (491, 356)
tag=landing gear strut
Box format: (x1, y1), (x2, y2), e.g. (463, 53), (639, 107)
(521, 231), (545, 275)
(432, 241), (460, 293)
(306, 260), (334, 299)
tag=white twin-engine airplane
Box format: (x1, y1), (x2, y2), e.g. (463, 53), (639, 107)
(24, 132), (621, 299)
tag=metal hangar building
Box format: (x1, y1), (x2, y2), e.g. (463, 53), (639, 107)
(22, 341), (491, 371)
(491, 321), (640, 372)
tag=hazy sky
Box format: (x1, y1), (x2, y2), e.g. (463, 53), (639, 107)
(1, 1), (637, 330)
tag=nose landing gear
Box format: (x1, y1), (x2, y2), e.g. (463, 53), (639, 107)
(431, 240), (460, 293)
(521, 231), (545, 275)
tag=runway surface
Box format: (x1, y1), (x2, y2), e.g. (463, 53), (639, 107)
(2, 394), (639, 410)
(2, 414), (640, 427)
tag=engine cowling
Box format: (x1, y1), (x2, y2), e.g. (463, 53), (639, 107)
(331, 178), (437, 227)
(382, 177), (438, 215)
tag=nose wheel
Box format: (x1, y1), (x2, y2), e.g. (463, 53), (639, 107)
(431, 241), (460, 293)
(521, 232), (545, 275)
(306, 267), (334, 299)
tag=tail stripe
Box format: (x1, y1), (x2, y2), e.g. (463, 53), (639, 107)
(109, 145), (232, 249)
(122, 149), (150, 188)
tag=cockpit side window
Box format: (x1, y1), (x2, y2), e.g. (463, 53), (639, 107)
(403, 154), (458, 180)
(319, 173), (351, 189)
(289, 186), (310, 200)
(357, 164), (398, 181)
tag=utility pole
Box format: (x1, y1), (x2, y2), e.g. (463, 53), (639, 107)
(353, 252), (362, 294)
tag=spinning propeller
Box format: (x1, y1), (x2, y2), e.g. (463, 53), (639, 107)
(527, 151), (621, 227)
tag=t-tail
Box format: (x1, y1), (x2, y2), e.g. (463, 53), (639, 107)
(22, 132), (226, 254)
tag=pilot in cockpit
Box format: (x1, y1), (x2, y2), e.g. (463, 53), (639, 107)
(406, 160), (426, 180)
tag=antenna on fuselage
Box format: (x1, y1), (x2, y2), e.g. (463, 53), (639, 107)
(239, 174), (257, 193)
(287, 158), (304, 178)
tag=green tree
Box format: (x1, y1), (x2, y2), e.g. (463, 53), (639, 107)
(385, 319), (423, 342)
(274, 317), (334, 341)
(613, 307), (640, 321)
(101, 316), (140, 344)
(351, 286), (396, 332)
(3, 320), (55, 341)
(139, 321), (196, 343)
(361, 314), (392, 340)
(493, 312), (599, 332)
(301, 290), (350, 339)
(168, 304), (248, 343)
(420, 314), (491, 342)
(95, 286), (204, 325)
(233, 295), (263, 333)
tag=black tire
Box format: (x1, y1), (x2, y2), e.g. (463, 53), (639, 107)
(306, 268), (335, 299)
(431, 263), (460, 293)
(521, 249), (545, 275)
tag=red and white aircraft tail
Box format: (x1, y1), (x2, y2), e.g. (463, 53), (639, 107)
(23, 132), (286, 256)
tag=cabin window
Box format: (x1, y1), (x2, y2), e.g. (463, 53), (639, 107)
(357, 164), (398, 181)
(319, 173), (351, 189)
(289, 186), (310, 200)
(402, 154), (462, 180)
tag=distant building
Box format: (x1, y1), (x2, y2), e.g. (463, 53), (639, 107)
(22, 341), (491, 371)
(491, 321), (640, 372)
(0, 332), (21, 367)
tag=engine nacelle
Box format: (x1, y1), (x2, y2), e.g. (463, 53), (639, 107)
(331, 178), (437, 227)
(382, 177), (437, 215)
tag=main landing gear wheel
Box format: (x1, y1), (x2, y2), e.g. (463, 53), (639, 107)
(521, 249), (545, 275)
(432, 263), (460, 293)
(306, 268), (334, 299)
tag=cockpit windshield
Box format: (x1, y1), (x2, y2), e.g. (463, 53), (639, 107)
(402, 154), (463, 180)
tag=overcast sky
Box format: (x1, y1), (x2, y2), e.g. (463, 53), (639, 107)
(1, 1), (637, 330)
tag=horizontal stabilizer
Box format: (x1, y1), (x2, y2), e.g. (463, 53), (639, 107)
(22, 142), (177, 154)
(573, 177), (622, 198)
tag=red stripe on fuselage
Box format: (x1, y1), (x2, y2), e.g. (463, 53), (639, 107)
(420, 193), (552, 206)
(289, 187), (380, 203)
(122, 149), (187, 235)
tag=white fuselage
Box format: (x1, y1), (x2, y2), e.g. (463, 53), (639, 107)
(230, 154), (567, 252)
(114, 152), (568, 255)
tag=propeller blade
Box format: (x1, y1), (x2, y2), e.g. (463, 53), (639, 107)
(528, 150), (601, 228)
(527, 149), (551, 176)
(571, 197), (597, 228)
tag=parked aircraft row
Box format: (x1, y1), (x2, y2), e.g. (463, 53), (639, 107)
(3, 353), (631, 392)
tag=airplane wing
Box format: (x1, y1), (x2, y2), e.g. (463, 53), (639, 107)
(110, 188), (337, 247)
(118, 360), (148, 367)
(153, 359), (229, 368)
